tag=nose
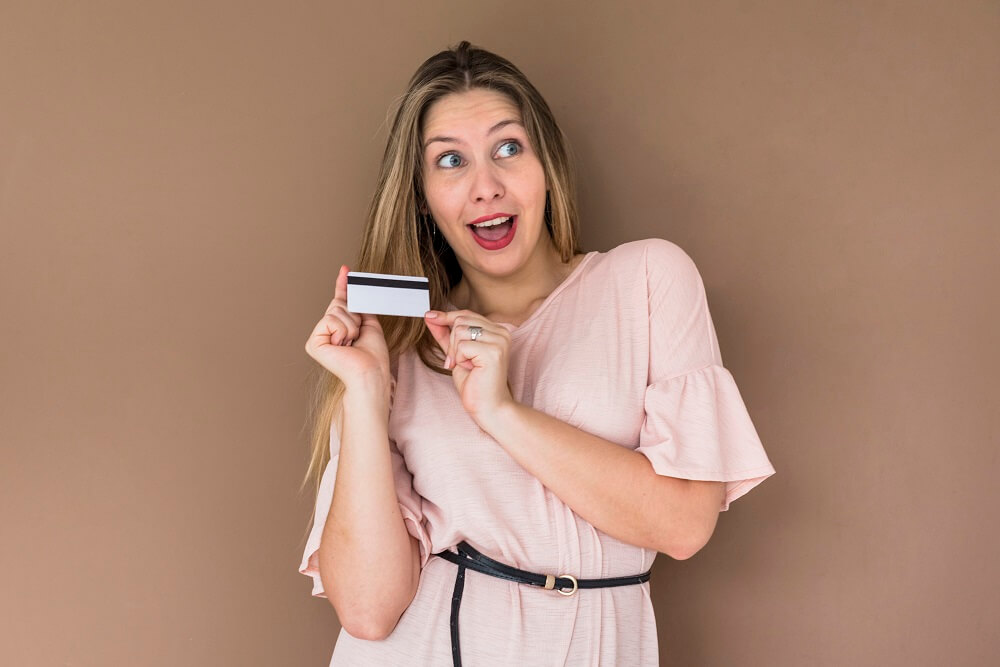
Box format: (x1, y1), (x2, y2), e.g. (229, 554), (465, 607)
(469, 161), (504, 203)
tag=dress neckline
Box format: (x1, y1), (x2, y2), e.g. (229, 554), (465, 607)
(445, 250), (600, 337)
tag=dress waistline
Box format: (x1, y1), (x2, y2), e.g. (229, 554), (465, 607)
(433, 541), (652, 666)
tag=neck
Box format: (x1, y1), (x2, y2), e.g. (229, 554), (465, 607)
(451, 237), (578, 326)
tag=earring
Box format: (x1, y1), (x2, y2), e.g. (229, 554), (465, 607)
(421, 212), (438, 240)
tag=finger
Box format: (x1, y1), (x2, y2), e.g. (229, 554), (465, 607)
(450, 320), (509, 368)
(359, 311), (385, 340)
(327, 298), (362, 326)
(452, 339), (498, 370)
(448, 325), (478, 370)
(360, 311), (383, 330)
(424, 312), (452, 356)
(426, 309), (487, 327)
(449, 323), (470, 364)
(333, 264), (349, 303)
(447, 315), (490, 358)
(305, 312), (349, 353)
(426, 309), (500, 368)
(322, 312), (354, 346)
(451, 322), (505, 344)
(328, 304), (360, 341)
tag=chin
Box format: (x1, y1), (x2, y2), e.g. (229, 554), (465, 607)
(471, 253), (525, 278)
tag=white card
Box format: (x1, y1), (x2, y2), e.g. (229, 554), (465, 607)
(346, 271), (430, 318)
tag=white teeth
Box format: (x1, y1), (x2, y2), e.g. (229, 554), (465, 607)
(473, 216), (512, 227)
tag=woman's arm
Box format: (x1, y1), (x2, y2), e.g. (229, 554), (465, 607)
(305, 266), (419, 640)
(425, 309), (725, 560)
(476, 401), (725, 559)
(317, 382), (421, 640)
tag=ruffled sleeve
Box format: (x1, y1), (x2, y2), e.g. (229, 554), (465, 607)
(634, 239), (775, 511)
(298, 390), (432, 598)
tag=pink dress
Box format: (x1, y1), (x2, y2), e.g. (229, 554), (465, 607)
(300, 238), (776, 665)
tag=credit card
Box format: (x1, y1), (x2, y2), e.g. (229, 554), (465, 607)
(346, 271), (430, 318)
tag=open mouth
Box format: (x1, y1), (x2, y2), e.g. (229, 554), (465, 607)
(468, 215), (517, 250)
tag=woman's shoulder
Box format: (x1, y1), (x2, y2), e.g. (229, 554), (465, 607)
(602, 238), (700, 279)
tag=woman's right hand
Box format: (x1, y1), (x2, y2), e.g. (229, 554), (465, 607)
(305, 265), (391, 397)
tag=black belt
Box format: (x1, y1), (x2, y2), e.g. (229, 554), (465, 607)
(434, 541), (652, 666)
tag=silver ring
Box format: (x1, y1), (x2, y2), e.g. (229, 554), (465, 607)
(468, 326), (484, 341)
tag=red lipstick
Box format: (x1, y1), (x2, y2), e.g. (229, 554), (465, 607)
(468, 214), (517, 250)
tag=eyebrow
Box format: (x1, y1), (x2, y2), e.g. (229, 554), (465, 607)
(423, 119), (523, 151)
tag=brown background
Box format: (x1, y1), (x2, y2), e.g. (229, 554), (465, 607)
(2, 1), (997, 665)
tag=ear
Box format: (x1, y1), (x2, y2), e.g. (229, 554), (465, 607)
(416, 191), (429, 216)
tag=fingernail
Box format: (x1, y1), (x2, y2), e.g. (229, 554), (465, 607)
(425, 311), (438, 319)
(444, 354), (452, 369)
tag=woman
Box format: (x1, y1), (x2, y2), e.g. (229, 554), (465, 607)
(300, 41), (775, 665)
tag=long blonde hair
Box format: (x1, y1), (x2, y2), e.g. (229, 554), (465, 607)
(301, 41), (582, 501)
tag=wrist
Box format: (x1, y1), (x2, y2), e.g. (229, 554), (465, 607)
(474, 398), (522, 437)
(343, 373), (392, 415)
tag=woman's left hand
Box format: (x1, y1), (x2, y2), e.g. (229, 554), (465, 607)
(424, 309), (514, 422)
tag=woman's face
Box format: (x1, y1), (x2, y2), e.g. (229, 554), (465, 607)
(420, 88), (549, 280)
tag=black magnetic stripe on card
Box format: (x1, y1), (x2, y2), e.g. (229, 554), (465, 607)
(347, 276), (430, 290)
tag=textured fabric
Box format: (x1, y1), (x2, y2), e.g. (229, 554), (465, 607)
(299, 238), (776, 665)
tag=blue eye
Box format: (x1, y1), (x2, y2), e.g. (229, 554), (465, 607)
(497, 141), (520, 158)
(437, 153), (462, 169)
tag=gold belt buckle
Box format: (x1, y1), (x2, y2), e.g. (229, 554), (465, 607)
(544, 573), (579, 596)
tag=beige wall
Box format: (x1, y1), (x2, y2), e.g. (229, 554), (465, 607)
(2, 1), (997, 665)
